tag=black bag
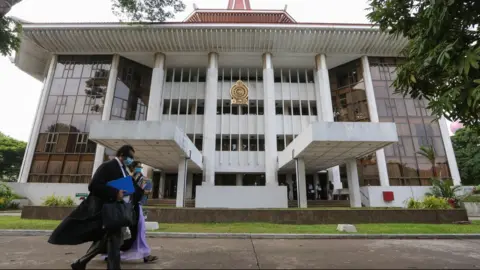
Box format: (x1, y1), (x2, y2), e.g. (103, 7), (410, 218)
(102, 201), (135, 230)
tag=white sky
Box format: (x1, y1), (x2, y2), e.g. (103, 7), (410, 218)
(0, 0), (452, 141)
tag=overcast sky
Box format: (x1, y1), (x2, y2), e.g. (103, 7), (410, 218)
(0, 0), (451, 141)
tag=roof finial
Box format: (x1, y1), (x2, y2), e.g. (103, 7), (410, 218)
(227, 0), (251, 10)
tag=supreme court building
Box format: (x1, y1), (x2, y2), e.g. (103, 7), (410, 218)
(12, 0), (461, 208)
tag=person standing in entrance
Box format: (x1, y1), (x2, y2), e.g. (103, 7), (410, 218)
(48, 145), (136, 270)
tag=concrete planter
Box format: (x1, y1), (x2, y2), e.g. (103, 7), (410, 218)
(463, 202), (480, 217)
(21, 206), (469, 224)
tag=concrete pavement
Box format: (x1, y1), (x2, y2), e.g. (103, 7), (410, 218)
(1, 236), (480, 269)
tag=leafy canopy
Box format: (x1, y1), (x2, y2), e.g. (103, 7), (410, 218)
(0, 132), (26, 182)
(451, 127), (480, 185)
(0, 0), (185, 56)
(367, 0), (480, 128)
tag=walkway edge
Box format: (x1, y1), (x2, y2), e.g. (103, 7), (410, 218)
(2, 230), (480, 239)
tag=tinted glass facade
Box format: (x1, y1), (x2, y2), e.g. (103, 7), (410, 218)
(29, 55), (113, 183)
(369, 57), (450, 186)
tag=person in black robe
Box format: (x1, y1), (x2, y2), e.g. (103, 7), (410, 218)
(48, 145), (136, 270)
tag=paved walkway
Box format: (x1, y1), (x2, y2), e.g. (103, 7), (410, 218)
(1, 236), (480, 269)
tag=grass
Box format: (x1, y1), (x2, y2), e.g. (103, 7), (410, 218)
(0, 216), (480, 234)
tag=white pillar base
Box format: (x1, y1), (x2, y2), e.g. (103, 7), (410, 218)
(346, 159), (361, 208)
(236, 174), (243, 186)
(286, 174), (294, 200)
(376, 149), (390, 186)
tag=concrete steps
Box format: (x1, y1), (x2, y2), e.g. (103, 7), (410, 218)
(146, 199), (349, 208)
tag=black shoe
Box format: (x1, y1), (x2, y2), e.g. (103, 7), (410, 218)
(70, 260), (86, 270)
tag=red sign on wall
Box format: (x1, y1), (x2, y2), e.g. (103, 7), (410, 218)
(383, 191), (394, 202)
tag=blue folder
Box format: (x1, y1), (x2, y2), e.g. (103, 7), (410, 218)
(107, 176), (135, 195)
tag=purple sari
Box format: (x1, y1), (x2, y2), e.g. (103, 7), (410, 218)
(101, 205), (151, 261)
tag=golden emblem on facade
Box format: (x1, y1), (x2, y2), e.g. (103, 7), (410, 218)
(230, 80), (249, 105)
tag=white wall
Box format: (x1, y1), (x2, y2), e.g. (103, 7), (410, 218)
(7, 183), (88, 206)
(195, 185), (288, 208)
(215, 151), (266, 173)
(360, 186), (474, 208)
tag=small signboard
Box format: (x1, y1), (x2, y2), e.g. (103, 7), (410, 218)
(75, 193), (88, 198)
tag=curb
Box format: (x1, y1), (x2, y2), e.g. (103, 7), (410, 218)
(1, 230), (480, 239)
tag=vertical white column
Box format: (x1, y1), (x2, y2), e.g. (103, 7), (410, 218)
(361, 56), (390, 187)
(176, 158), (187, 207)
(286, 174), (294, 200)
(297, 159), (308, 208)
(262, 53), (278, 185)
(159, 171), (166, 199)
(313, 173), (320, 200)
(92, 54), (121, 174)
(346, 159), (361, 207)
(186, 173), (194, 199)
(314, 54), (342, 190)
(236, 174), (243, 186)
(439, 116), (461, 185)
(202, 52), (219, 186)
(147, 53), (166, 121)
(18, 55), (57, 183)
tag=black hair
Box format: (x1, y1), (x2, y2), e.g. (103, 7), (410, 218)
(131, 161), (142, 168)
(116, 145), (135, 158)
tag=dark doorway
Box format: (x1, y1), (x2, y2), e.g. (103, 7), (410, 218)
(165, 173), (178, 199)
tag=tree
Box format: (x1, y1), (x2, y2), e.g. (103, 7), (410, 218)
(367, 0), (480, 128)
(0, 132), (26, 182)
(0, 0), (185, 56)
(451, 127), (480, 185)
(417, 145), (437, 178)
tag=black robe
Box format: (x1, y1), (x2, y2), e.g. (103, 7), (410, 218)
(48, 159), (142, 246)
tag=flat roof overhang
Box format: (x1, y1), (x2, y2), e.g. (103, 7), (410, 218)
(14, 23), (408, 80)
(278, 121), (398, 173)
(89, 120), (203, 172)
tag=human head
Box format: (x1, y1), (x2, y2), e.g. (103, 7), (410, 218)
(116, 145), (135, 166)
(129, 161), (143, 173)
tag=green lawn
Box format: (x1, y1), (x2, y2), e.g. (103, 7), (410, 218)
(0, 216), (480, 234)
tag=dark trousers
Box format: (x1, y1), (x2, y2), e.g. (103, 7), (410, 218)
(74, 229), (122, 270)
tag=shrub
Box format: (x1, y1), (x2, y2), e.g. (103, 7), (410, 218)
(0, 183), (14, 199)
(42, 195), (76, 207)
(463, 195), (480, 203)
(0, 183), (22, 210)
(406, 196), (451, 209)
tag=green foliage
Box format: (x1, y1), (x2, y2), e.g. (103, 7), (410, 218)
(0, 132), (26, 182)
(111, 0), (185, 22)
(0, 16), (21, 57)
(426, 178), (462, 199)
(462, 195), (480, 203)
(451, 127), (480, 185)
(0, 182), (20, 210)
(406, 196), (451, 210)
(367, 0), (480, 128)
(42, 195), (75, 207)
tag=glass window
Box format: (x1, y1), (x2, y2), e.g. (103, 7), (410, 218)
(71, 114), (87, 132)
(50, 79), (66, 95)
(64, 79), (80, 95)
(41, 115), (58, 133)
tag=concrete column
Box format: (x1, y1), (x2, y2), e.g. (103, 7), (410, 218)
(263, 53), (278, 186)
(439, 116), (461, 185)
(186, 173), (194, 199)
(361, 56), (390, 187)
(146, 53), (166, 121)
(296, 159), (308, 208)
(202, 52), (219, 186)
(18, 55), (57, 183)
(313, 173), (320, 200)
(346, 159), (362, 208)
(176, 158), (187, 207)
(159, 172), (166, 199)
(286, 174), (294, 200)
(92, 54), (121, 174)
(236, 174), (243, 186)
(314, 54), (342, 190)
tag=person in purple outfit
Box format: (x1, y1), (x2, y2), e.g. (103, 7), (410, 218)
(103, 161), (158, 263)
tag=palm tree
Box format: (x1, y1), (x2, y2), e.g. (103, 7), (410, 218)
(417, 145), (437, 178)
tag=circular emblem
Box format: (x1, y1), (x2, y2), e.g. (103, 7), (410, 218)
(230, 80), (249, 104)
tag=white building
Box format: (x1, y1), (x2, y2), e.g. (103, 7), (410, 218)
(11, 0), (461, 208)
